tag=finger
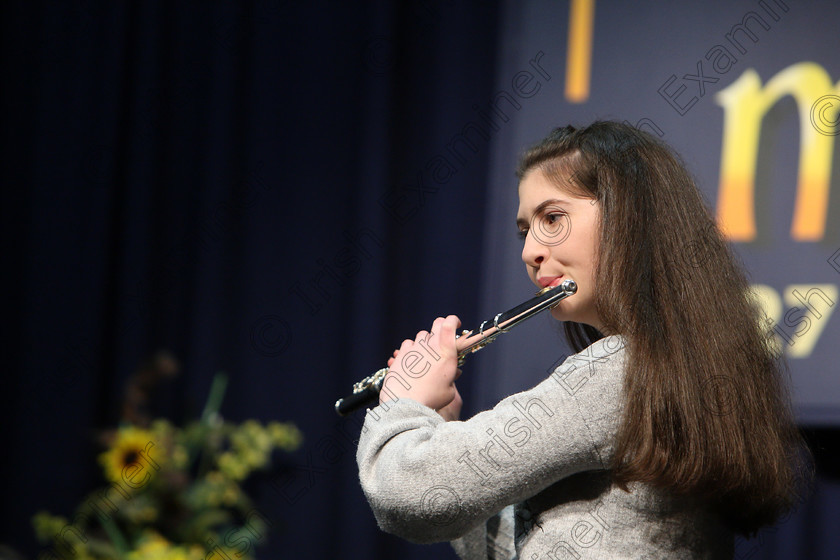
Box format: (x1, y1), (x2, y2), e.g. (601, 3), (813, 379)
(423, 319), (443, 347)
(430, 316), (458, 340)
(438, 316), (458, 340)
(398, 338), (414, 354)
(432, 317), (459, 355)
(454, 367), (463, 381)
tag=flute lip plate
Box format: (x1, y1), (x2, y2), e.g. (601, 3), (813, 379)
(536, 279), (576, 296)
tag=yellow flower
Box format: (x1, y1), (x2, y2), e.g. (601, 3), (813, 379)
(32, 512), (94, 557)
(99, 426), (158, 485)
(128, 532), (205, 560)
(31, 511), (68, 543)
(217, 452), (248, 481)
(127, 536), (168, 559)
(221, 484), (240, 506)
(172, 444), (190, 469)
(268, 421), (303, 450)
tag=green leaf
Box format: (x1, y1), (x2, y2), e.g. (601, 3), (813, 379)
(99, 514), (130, 558)
(201, 373), (229, 424)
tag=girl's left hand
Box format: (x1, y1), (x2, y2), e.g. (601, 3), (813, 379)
(380, 315), (463, 413)
(435, 384), (462, 421)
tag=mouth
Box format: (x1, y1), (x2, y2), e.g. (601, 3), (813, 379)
(537, 275), (564, 288)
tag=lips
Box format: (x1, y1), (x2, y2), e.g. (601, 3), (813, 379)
(537, 275), (564, 288)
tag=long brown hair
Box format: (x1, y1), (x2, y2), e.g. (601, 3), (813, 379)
(517, 121), (810, 535)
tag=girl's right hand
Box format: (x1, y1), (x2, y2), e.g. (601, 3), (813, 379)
(380, 315), (463, 414)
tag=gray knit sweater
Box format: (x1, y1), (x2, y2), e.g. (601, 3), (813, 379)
(356, 335), (734, 559)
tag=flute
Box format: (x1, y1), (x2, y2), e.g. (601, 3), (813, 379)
(334, 279), (577, 416)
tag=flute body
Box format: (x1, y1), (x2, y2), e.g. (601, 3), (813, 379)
(334, 279), (577, 416)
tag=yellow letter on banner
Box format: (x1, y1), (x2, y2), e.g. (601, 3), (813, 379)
(714, 62), (839, 241)
(783, 284), (837, 358)
(565, 0), (595, 103)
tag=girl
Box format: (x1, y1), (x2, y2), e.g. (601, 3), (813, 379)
(356, 121), (808, 559)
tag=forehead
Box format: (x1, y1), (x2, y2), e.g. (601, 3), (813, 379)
(517, 169), (578, 206)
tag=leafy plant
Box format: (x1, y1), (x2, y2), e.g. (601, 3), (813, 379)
(33, 354), (301, 559)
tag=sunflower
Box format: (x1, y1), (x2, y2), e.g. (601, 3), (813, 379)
(99, 426), (159, 485)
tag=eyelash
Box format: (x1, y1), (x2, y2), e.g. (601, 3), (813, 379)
(517, 212), (566, 241)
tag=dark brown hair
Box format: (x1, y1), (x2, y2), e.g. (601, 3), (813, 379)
(517, 121), (810, 535)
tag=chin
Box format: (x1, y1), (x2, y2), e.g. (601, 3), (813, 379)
(549, 307), (570, 322)
(550, 305), (592, 326)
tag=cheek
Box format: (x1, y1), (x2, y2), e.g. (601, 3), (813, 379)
(574, 231), (600, 280)
(549, 289), (589, 318)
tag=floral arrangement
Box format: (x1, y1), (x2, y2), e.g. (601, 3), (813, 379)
(32, 353), (302, 560)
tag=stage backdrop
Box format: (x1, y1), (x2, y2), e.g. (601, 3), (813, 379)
(2, 2), (838, 560)
(474, 0), (840, 426)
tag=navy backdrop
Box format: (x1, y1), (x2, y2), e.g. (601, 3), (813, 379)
(2, 1), (838, 559)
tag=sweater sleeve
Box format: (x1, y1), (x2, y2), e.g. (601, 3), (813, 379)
(356, 335), (627, 545)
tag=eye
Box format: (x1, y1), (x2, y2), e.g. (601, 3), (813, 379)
(517, 228), (529, 241)
(545, 212), (566, 224)
(538, 211), (568, 232)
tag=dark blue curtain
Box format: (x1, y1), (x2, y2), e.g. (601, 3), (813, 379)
(2, 1), (498, 558)
(2, 1), (838, 559)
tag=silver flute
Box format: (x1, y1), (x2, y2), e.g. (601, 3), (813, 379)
(334, 279), (577, 416)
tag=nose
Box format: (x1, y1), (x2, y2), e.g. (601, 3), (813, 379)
(521, 230), (548, 267)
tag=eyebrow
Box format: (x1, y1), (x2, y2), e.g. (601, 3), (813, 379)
(516, 198), (572, 229)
